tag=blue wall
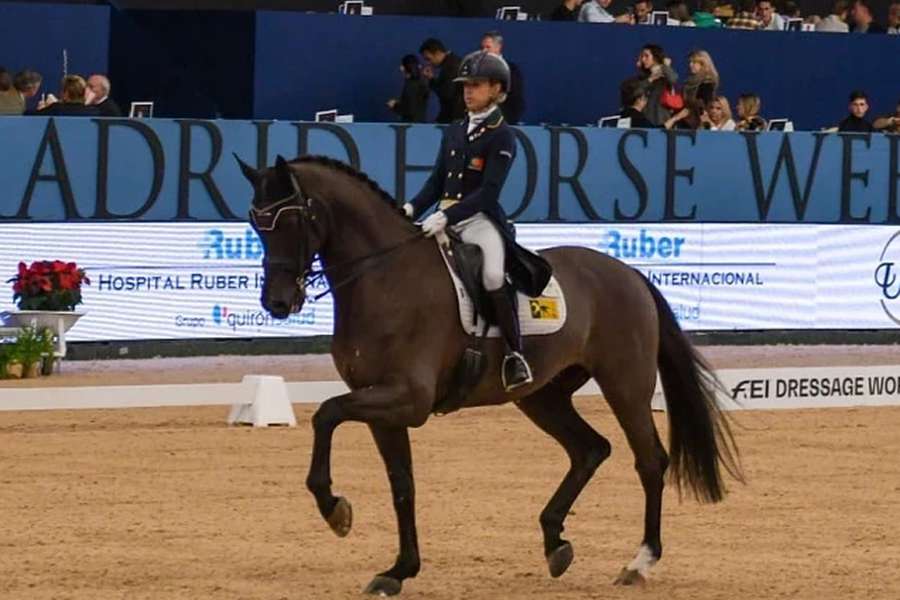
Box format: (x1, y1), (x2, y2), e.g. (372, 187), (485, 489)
(0, 2), (110, 111)
(254, 13), (900, 130)
(1, 117), (897, 224)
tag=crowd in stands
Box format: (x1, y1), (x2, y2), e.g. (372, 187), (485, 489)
(0, 69), (121, 117)
(547, 0), (900, 32)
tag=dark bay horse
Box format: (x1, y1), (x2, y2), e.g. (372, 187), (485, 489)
(238, 154), (741, 596)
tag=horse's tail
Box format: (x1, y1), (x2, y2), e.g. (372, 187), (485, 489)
(641, 274), (743, 503)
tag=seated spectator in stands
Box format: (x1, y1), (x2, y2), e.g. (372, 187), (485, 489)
(729, 0), (762, 28)
(0, 67), (15, 115)
(757, 0), (786, 29)
(548, 0), (584, 20)
(619, 78), (656, 128)
(693, 0), (725, 27)
(700, 96), (736, 130)
(888, 1), (900, 33)
(419, 38), (465, 124)
(838, 90), (875, 131)
(634, 44), (678, 126)
(664, 50), (719, 129)
(32, 75), (100, 117)
(0, 69), (42, 115)
(850, 0), (887, 31)
(481, 31), (525, 124)
(85, 74), (121, 117)
(735, 93), (767, 131)
(387, 55), (430, 123)
(579, 0), (632, 22)
(667, 0), (697, 25)
(630, 0), (654, 23)
(816, 0), (850, 31)
(873, 98), (900, 133)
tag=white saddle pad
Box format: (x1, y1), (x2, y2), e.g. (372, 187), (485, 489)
(437, 239), (567, 338)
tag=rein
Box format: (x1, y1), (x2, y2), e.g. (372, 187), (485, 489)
(250, 172), (425, 302)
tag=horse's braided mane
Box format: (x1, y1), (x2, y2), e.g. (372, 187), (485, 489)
(291, 155), (398, 206)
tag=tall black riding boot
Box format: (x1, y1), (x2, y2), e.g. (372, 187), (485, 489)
(488, 288), (533, 391)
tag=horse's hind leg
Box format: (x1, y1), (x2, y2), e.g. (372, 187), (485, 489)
(593, 366), (668, 586)
(515, 366), (611, 579)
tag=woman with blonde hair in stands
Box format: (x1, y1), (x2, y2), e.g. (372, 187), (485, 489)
(664, 49), (719, 129)
(735, 93), (767, 131)
(701, 95), (736, 131)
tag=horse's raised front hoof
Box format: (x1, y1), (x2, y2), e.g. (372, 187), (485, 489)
(363, 575), (403, 596)
(326, 496), (353, 537)
(546, 542), (574, 578)
(613, 567), (646, 586)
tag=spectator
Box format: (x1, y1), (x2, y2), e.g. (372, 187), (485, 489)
(664, 50), (719, 129)
(0, 69), (42, 115)
(619, 78), (656, 128)
(873, 98), (900, 133)
(85, 74), (122, 117)
(667, 0), (697, 25)
(850, 0), (887, 32)
(480, 31), (525, 124)
(419, 38), (465, 123)
(729, 0), (762, 28)
(635, 44), (678, 126)
(735, 93), (767, 131)
(693, 0), (725, 27)
(837, 90), (875, 132)
(387, 55), (430, 123)
(32, 75), (100, 117)
(757, 0), (786, 29)
(631, 0), (654, 23)
(579, 0), (632, 22)
(888, 1), (900, 33)
(816, 0), (850, 31)
(0, 67), (15, 115)
(701, 96), (737, 130)
(548, 0), (584, 20)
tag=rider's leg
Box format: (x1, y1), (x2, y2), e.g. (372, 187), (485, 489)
(456, 214), (533, 391)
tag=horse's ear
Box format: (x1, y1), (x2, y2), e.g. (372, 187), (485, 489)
(233, 153), (260, 185)
(275, 154), (290, 174)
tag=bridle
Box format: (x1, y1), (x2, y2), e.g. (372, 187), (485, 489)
(249, 172), (424, 303)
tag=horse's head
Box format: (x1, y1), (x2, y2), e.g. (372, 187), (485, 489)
(239, 154), (322, 320)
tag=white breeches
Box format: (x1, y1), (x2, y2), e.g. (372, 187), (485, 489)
(452, 212), (506, 291)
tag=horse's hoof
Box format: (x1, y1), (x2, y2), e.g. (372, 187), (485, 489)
(326, 496), (353, 537)
(363, 575), (402, 596)
(613, 567), (646, 586)
(546, 542), (574, 578)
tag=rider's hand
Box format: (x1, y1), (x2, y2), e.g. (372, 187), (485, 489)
(421, 211), (448, 237)
(400, 203), (414, 219)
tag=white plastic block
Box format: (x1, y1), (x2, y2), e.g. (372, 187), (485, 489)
(227, 375), (297, 427)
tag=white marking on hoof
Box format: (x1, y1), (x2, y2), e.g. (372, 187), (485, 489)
(625, 544), (657, 578)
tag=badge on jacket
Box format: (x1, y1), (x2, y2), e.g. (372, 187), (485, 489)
(468, 156), (485, 172)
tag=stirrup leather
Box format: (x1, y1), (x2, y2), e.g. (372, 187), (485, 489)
(502, 351), (534, 391)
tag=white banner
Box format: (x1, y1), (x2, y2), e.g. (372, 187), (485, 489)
(0, 222), (897, 341)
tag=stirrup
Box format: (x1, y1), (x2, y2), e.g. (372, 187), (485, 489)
(502, 351), (533, 392)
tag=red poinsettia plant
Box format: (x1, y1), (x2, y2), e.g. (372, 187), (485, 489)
(8, 261), (90, 311)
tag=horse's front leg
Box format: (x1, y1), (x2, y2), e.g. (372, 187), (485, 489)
(361, 424), (419, 596)
(304, 382), (429, 570)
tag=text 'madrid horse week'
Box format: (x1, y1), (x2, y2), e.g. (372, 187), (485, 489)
(238, 153), (742, 596)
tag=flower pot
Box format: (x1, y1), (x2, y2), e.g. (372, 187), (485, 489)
(6, 361), (23, 379)
(25, 362), (42, 378)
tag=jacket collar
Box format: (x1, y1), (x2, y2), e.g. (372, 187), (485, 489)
(465, 107), (504, 143)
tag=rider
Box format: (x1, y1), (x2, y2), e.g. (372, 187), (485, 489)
(402, 50), (532, 392)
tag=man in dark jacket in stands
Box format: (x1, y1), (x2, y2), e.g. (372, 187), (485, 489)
(419, 38), (465, 123)
(480, 30), (525, 124)
(86, 74), (122, 117)
(838, 90), (875, 132)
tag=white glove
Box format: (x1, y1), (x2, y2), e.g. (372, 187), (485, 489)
(421, 211), (448, 237)
(402, 203), (414, 219)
